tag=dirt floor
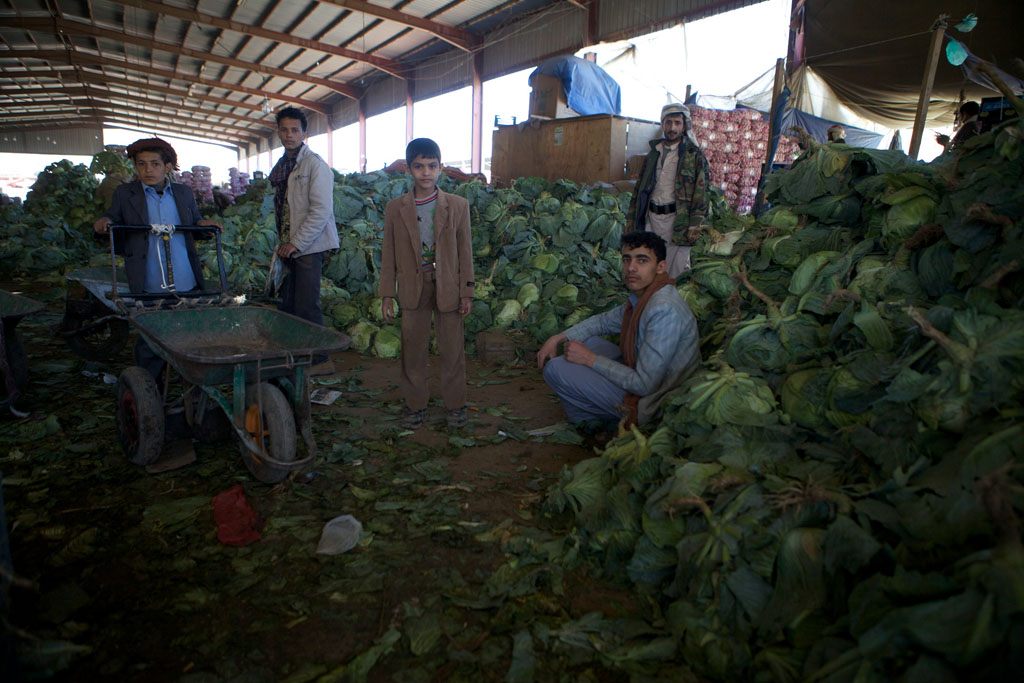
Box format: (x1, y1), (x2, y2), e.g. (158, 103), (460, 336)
(1, 280), (648, 682)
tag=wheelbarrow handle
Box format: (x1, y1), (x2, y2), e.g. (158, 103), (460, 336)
(107, 225), (228, 303)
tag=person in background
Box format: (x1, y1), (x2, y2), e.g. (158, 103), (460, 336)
(269, 106), (340, 376)
(827, 124), (847, 144)
(537, 231), (700, 430)
(93, 138), (220, 382)
(626, 103), (711, 278)
(379, 138), (475, 430)
(936, 101), (983, 151)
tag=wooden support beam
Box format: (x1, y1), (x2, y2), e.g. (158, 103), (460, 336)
(587, 6), (598, 46)
(908, 14), (949, 160)
(471, 51), (483, 175)
(0, 16), (362, 99)
(1, 50), (328, 113)
(317, 0), (481, 51)
(107, 0), (406, 79)
(786, 0), (806, 78)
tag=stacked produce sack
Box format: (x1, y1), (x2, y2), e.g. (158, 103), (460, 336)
(227, 167), (250, 201)
(543, 101), (1024, 679)
(177, 165), (214, 204)
(690, 105), (802, 214)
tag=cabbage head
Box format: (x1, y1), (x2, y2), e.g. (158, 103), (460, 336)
(788, 251), (840, 296)
(916, 388), (970, 433)
(676, 282), (717, 321)
(329, 302), (362, 328)
(726, 314), (820, 372)
(372, 326), (401, 359)
(825, 365), (878, 428)
(527, 308), (560, 343)
(563, 306), (592, 328)
(517, 283), (540, 308)
(347, 321), (379, 354)
(368, 296), (398, 323)
(689, 260), (738, 300)
(531, 253), (559, 274)
(552, 283), (579, 308)
(766, 207), (799, 231)
(464, 300), (493, 335)
(765, 235), (803, 268)
(681, 366), (778, 427)
(882, 195), (936, 248)
(474, 279), (496, 300)
(780, 368), (830, 430)
(494, 299), (523, 327)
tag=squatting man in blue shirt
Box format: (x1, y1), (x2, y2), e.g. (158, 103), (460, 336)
(536, 231), (701, 429)
(93, 137), (221, 382)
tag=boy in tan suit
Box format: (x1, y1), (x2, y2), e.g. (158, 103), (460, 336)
(380, 139), (475, 429)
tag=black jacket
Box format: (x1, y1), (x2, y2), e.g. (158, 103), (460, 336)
(101, 181), (207, 295)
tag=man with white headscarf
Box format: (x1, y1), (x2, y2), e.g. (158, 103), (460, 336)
(626, 103), (711, 277)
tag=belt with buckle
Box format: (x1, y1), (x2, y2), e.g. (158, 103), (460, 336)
(421, 262), (436, 273)
(650, 202), (677, 215)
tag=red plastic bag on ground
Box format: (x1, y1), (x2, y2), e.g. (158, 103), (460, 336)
(211, 484), (261, 546)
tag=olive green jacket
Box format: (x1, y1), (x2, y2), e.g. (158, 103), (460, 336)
(627, 138), (711, 243)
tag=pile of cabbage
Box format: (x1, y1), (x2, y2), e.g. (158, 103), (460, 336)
(0, 160), (107, 276)
(215, 173), (667, 359)
(542, 108), (1024, 680)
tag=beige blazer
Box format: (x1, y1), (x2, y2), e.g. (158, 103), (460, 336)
(379, 190), (475, 312)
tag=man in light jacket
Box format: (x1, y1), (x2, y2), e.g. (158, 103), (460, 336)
(268, 106), (340, 374)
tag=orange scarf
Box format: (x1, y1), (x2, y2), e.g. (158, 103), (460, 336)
(618, 272), (675, 427)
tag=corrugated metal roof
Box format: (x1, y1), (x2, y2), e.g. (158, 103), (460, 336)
(1, 0), (767, 149)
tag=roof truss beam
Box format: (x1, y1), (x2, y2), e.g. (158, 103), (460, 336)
(0, 16), (362, 99)
(108, 0), (406, 78)
(2, 67), (266, 112)
(1, 86), (273, 130)
(316, 0), (481, 51)
(6, 114), (250, 149)
(0, 106), (258, 146)
(0, 49), (328, 113)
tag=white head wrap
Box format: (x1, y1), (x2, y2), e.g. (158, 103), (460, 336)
(660, 103), (698, 146)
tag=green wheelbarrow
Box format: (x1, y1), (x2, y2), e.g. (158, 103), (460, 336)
(121, 306), (350, 483)
(98, 224), (351, 483)
(0, 289), (45, 415)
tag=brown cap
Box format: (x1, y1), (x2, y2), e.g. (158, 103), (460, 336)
(125, 138), (178, 167)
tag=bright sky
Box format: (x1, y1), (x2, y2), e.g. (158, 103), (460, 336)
(0, 0), (950, 198)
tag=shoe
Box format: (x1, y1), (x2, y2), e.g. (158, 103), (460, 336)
(402, 408), (427, 429)
(310, 360), (336, 377)
(446, 406), (468, 429)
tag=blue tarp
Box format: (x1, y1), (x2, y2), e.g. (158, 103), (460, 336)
(780, 108), (884, 148)
(530, 56), (621, 116)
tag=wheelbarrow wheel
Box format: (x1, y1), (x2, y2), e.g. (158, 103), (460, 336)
(64, 313), (130, 361)
(241, 383), (296, 484)
(116, 367), (164, 466)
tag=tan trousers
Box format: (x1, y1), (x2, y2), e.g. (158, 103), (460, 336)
(646, 210), (691, 277)
(400, 272), (466, 411)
